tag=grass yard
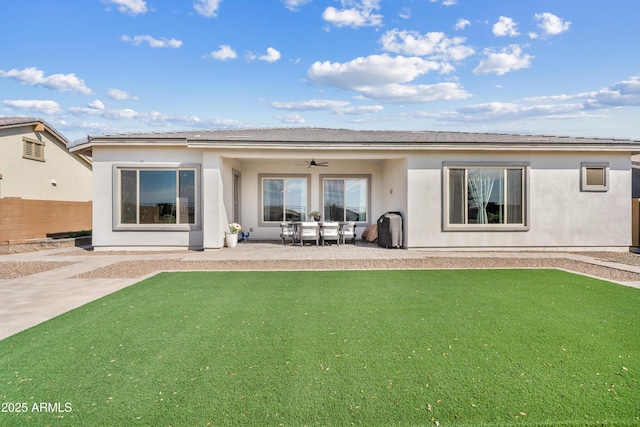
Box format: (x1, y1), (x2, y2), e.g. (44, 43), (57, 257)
(0, 269), (639, 426)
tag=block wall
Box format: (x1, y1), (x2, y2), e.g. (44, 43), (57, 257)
(0, 197), (92, 243)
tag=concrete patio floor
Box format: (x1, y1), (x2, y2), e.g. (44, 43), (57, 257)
(1, 241), (640, 340)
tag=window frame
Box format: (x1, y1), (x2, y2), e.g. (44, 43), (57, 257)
(113, 164), (200, 231)
(320, 174), (371, 223)
(23, 137), (45, 162)
(442, 162), (530, 232)
(580, 162), (609, 192)
(258, 174), (311, 226)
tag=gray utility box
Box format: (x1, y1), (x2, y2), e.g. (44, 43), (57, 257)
(377, 212), (403, 248)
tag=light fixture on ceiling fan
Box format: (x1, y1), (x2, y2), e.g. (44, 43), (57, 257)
(305, 159), (329, 168)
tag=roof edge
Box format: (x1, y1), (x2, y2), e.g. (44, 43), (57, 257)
(0, 116), (71, 146)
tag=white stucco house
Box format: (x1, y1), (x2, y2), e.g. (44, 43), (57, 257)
(69, 128), (640, 251)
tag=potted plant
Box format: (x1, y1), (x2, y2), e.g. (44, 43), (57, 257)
(309, 211), (321, 221)
(226, 223), (242, 248)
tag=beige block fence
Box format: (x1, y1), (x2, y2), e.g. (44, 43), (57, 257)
(0, 197), (92, 243)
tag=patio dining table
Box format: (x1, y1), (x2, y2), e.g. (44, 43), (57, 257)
(288, 221), (356, 246)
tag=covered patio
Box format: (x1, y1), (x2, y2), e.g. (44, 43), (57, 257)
(218, 153), (408, 244)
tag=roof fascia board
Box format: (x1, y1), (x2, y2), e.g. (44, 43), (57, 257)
(1, 119), (70, 146)
(1, 118), (92, 165)
(186, 141), (640, 152)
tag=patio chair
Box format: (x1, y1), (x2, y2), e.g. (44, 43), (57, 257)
(320, 222), (340, 246)
(160, 214), (176, 223)
(298, 222), (319, 246)
(340, 221), (356, 245)
(280, 222), (296, 245)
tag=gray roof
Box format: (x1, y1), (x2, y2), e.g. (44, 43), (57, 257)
(0, 116), (71, 147)
(81, 127), (639, 143)
(71, 127), (640, 154)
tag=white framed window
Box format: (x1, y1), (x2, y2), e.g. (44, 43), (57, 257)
(321, 175), (370, 222)
(581, 162), (609, 192)
(443, 163), (529, 231)
(23, 137), (45, 162)
(115, 166), (199, 230)
(259, 175), (310, 224)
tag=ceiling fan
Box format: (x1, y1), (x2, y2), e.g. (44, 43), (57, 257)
(305, 159), (329, 168)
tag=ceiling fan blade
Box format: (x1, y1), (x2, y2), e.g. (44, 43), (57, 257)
(303, 159), (329, 167)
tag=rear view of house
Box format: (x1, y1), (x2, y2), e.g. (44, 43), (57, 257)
(70, 128), (640, 251)
(0, 117), (92, 243)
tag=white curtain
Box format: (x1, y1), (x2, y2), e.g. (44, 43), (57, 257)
(468, 169), (499, 224)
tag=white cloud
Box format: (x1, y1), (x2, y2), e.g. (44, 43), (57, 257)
(398, 7), (411, 19)
(380, 29), (475, 61)
(322, 0), (383, 28)
(88, 100), (105, 110)
(418, 76), (640, 127)
(247, 47), (282, 62)
(259, 47), (282, 63)
(270, 99), (350, 111)
(534, 12), (571, 36)
(308, 54), (471, 103)
(583, 76), (640, 108)
(456, 102), (580, 119)
(473, 45), (532, 76)
(281, 0), (312, 11)
(430, 0), (457, 5)
(107, 88), (139, 100)
(68, 104), (241, 128)
(121, 35), (183, 48)
(276, 114), (306, 124)
(102, 0), (148, 15)
(455, 19), (470, 31)
(308, 54), (442, 90)
(3, 99), (63, 115)
(194, 0), (222, 17)
(206, 44), (238, 61)
(271, 98), (384, 115)
(422, 101), (585, 124)
(355, 82), (471, 103)
(338, 105), (384, 115)
(0, 67), (93, 94)
(70, 121), (113, 135)
(146, 112), (240, 128)
(69, 106), (141, 120)
(520, 76), (640, 110)
(493, 16), (520, 37)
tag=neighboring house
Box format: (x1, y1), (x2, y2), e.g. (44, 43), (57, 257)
(0, 117), (92, 242)
(69, 128), (640, 251)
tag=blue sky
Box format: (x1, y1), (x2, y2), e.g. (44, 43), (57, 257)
(1, 0), (639, 141)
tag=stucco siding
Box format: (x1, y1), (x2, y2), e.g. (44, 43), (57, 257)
(88, 140), (634, 250)
(406, 151), (631, 250)
(380, 158), (408, 244)
(0, 126), (91, 201)
(91, 147), (206, 249)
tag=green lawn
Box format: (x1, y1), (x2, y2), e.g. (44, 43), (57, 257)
(1, 270), (639, 426)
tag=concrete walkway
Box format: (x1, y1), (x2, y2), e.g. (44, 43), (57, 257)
(1, 243), (640, 340)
